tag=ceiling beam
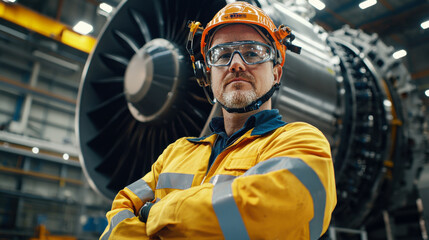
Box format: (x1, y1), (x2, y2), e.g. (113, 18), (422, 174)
(378, 0), (394, 11)
(324, 7), (355, 29)
(412, 69), (429, 80)
(0, 75), (76, 106)
(357, 0), (427, 33)
(0, 2), (96, 53)
(314, 1), (357, 20)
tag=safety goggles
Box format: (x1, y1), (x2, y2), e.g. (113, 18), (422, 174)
(206, 41), (275, 67)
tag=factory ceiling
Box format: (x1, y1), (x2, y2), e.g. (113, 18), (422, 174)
(0, 0), (428, 107)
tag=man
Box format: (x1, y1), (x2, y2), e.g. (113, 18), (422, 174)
(100, 2), (336, 239)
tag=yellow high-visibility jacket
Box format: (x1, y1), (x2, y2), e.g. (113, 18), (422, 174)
(100, 112), (337, 240)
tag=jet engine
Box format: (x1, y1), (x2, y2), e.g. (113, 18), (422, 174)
(76, 0), (426, 237)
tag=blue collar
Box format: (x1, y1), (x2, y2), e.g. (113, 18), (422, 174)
(188, 109), (286, 143)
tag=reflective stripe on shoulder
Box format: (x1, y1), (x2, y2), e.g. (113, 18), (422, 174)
(126, 178), (154, 202)
(101, 209), (134, 240)
(210, 174), (236, 185)
(156, 172), (194, 189)
(243, 157), (326, 240)
(212, 180), (250, 240)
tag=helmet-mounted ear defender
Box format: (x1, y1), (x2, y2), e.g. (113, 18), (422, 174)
(186, 21), (215, 104)
(186, 21), (208, 86)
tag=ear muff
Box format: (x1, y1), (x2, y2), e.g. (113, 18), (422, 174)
(186, 21), (211, 87)
(186, 21), (215, 105)
(194, 60), (211, 87)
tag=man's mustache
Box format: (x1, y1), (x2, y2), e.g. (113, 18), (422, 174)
(224, 72), (255, 85)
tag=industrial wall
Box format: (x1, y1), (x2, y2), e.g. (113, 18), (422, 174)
(0, 3), (111, 237)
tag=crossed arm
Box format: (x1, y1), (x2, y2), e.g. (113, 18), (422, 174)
(100, 124), (337, 239)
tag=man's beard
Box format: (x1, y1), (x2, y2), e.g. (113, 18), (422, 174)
(221, 88), (257, 108)
(217, 72), (258, 108)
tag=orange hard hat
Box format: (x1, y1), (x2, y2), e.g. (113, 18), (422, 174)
(200, 2), (289, 66)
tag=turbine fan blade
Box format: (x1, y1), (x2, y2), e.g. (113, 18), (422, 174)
(78, 0), (225, 199)
(113, 29), (140, 54)
(129, 9), (152, 43)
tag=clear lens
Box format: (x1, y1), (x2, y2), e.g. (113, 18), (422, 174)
(207, 41), (274, 66)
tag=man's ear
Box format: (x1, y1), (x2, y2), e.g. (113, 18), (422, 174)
(273, 64), (283, 84)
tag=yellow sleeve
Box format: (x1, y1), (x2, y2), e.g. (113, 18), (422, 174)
(99, 149), (165, 239)
(231, 123), (337, 239)
(146, 123), (336, 239)
(146, 183), (222, 238)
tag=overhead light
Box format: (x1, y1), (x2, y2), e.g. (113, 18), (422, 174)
(359, 0), (377, 9)
(421, 20), (429, 29)
(392, 49), (407, 59)
(63, 153), (69, 160)
(383, 99), (392, 107)
(72, 21), (93, 35)
(425, 89), (429, 97)
(308, 0), (326, 10)
(32, 147), (39, 154)
(3, 0), (17, 3)
(99, 3), (113, 13)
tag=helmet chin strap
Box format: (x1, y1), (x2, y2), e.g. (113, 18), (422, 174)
(216, 83), (280, 113)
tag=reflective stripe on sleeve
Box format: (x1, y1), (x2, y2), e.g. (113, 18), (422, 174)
(101, 209), (134, 240)
(210, 174), (236, 185)
(243, 157), (326, 240)
(156, 172), (194, 189)
(212, 180), (250, 240)
(126, 178), (154, 202)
